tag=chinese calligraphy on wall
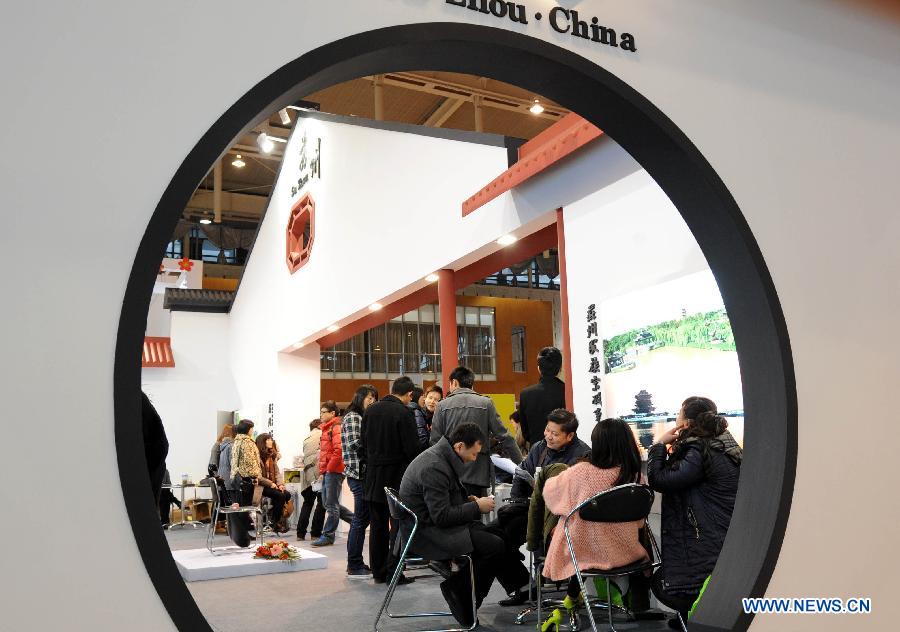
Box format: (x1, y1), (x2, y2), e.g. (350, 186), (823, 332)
(586, 303), (603, 422)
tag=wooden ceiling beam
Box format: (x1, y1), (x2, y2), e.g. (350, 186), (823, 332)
(371, 72), (568, 121)
(187, 189), (268, 219)
(423, 97), (465, 127)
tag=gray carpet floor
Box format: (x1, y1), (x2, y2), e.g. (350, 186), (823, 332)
(165, 527), (673, 631)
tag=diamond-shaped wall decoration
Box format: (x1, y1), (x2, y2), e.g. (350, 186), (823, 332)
(286, 192), (315, 273)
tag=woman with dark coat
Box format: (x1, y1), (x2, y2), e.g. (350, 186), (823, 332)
(647, 396), (742, 627)
(414, 385), (443, 448)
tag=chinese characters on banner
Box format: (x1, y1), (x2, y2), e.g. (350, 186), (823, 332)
(586, 304), (603, 422)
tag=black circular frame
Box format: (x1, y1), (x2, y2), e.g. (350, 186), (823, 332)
(114, 23), (796, 632)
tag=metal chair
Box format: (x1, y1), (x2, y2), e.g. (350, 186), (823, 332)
(205, 477), (266, 555)
(374, 487), (477, 632)
(562, 483), (663, 632)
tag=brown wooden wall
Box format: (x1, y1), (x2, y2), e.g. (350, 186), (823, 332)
(319, 295), (554, 404)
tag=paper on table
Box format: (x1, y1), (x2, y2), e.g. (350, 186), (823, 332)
(490, 454), (518, 475)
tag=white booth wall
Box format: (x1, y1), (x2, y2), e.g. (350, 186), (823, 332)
(141, 311), (240, 483)
(3, 2), (899, 631)
(563, 169), (714, 431)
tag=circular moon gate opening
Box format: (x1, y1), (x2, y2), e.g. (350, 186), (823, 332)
(114, 23), (796, 632)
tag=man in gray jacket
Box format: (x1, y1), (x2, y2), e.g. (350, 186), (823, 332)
(430, 366), (523, 497)
(400, 423), (530, 626)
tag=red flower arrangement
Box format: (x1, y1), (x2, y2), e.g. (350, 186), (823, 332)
(253, 540), (301, 562)
(178, 257), (194, 271)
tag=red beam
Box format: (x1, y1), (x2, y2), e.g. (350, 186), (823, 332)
(316, 284), (438, 349)
(315, 223), (557, 351)
(555, 209), (574, 410)
(461, 114), (603, 216)
(453, 224), (558, 289)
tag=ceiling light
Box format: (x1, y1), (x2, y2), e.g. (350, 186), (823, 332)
(425, 273), (440, 283)
(327, 325), (339, 332)
(529, 99), (545, 115)
(278, 108), (291, 125)
(369, 302), (383, 311)
(257, 133), (275, 154)
(199, 218), (212, 225)
(231, 154), (245, 168)
(497, 234), (518, 246)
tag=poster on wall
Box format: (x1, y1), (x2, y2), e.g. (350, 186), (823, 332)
(600, 270), (744, 451)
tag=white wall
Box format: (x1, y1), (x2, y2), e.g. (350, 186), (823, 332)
(2, 1), (899, 631)
(563, 169), (713, 438)
(141, 311), (240, 484)
(230, 115), (513, 354)
(227, 115), (516, 466)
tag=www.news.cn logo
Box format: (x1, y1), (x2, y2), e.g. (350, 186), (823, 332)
(742, 597), (871, 614)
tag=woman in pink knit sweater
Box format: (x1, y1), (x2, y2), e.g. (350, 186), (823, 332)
(541, 417), (647, 625)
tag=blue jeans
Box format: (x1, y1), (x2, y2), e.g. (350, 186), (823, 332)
(346, 477), (370, 570)
(321, 472), (353, 538)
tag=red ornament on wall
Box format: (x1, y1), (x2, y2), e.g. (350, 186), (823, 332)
(286, 192), (315, 274)
(178, 258), (194, 271)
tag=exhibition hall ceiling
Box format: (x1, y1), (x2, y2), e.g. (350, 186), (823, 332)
(182, 72), (567, 231)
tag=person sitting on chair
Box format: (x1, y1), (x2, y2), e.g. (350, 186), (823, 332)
(647, 396), (742, 629)
(399, 423), (529, 627)
(255, 433), (292, 533)
(227, 419), (261, 546)
(540, 417), (649, 632)
(488, 408), (591, 607)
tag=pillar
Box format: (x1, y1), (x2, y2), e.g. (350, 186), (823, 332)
(373, 75), (385, 121)
(473, 95), (484, 133)
(555, 209), (574, 410)
(437, 269), (458, 388)
(213, 159), (222, 224)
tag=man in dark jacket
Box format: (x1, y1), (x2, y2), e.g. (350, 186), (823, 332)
(400, 423), (529, 627)
(517, 347), (566, 447)
(430, 366), (522, 496)
(492, 408), (592, 606)
(358, 376), (421, 584)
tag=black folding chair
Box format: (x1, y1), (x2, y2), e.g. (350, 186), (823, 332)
(374, 487), (477, 632)
(562, 484), (664, 632)
(205, 477), (265, 554)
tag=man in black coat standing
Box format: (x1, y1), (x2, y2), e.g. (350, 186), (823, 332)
(518, 347), (566, 447)
(358, 375), (421, 584)
(400, 423), (529, 627)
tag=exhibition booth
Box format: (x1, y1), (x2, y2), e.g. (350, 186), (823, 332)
(3, 2), (899, 632)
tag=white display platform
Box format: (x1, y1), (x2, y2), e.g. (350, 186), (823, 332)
(172, 546), (328, 582)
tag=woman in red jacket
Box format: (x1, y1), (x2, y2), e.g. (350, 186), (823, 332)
(312, 400), (354, 546)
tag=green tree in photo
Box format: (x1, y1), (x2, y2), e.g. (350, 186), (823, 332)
(603, 308), (736, 371)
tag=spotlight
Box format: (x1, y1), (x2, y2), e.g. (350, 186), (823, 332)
(497, 234), (518, 246)
(529, 99), (545, 115)
(257, 133), (275, 154)
(231, 154), (245, 168)
(278, 108), (291, 125)
(425, 273), (440, 283)
(327, 325), (339, 332)
(199, 218), (212, 225)
(369, 302), (383, 311)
